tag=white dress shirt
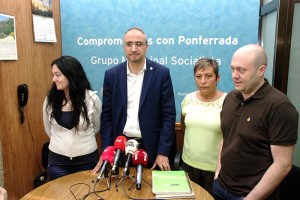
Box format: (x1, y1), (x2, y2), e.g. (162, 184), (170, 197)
(123, 61), (146, 138)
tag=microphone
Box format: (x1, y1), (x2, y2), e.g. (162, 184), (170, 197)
(132, 149), (148, 190)
(123, 139), (139, 176)
(96, 146), (115, 182)
(111, 136), (127, 174)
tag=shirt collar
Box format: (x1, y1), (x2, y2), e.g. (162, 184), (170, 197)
(126, 59), (147, 75)
(234, 78), (271, 102)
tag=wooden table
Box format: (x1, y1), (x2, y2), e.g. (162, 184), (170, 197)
(21, 168), (214, 200)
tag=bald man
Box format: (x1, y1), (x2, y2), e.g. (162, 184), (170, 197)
(213, 44), (298, 200)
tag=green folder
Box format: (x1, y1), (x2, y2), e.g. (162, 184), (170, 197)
(152, 170), (192, 194)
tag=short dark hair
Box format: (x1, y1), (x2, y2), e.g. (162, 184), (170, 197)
(194, 58), (219, 79)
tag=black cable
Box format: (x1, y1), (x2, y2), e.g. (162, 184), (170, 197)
(120, 174), (158, 200)
(69, 181), (108, 200)
(19, 106), (25, 123)
(69, 173), (159, 200)
(69, 183), (91, 200)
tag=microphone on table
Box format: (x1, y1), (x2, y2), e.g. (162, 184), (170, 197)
(111, 135), (127, 174)
(132, 149), (148, 190)
(123, 139), (139, 176)
(96, 146), (115, 182)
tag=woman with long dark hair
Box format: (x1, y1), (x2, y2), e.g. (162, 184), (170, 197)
(43, 55), (102, 180)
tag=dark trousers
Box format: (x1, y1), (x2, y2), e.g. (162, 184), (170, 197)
(183, 162), (215, 195)
(124, 137), (155, 169)
(123, 135), (176, 170)
(213, 179), (244, 200)
(47, 161), (97, 181)
(213, 178), (280, 200)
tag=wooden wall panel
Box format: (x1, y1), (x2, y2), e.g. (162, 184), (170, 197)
(175, 122), (184, 151)
(0, 0), (61, 199)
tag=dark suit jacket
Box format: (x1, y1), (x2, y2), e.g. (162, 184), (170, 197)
(100, 58), (176, 165)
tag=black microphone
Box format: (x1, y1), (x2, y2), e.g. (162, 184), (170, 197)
(123, 139), (139, 176)
(132, 149), (148, 190)
(96, 146), (115, 182)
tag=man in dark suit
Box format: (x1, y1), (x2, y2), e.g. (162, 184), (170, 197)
(93, 27), (176, 173)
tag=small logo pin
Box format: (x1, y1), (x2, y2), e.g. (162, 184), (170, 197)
(150, 67), (153, 70)
(247, 117), (251, 122)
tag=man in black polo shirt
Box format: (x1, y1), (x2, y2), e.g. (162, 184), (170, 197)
(213, 44), (298, 200)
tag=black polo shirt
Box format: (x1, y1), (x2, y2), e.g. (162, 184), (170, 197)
(219, 79), (298, 197)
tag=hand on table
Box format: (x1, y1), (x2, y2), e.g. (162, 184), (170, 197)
(151, 154), (170, 171)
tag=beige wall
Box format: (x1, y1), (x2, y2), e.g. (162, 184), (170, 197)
(0, 1), (61, 199)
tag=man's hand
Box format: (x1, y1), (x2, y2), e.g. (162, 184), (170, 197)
(151, 154), (170, 171)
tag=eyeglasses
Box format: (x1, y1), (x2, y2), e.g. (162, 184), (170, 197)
(123, 41), (146, 47)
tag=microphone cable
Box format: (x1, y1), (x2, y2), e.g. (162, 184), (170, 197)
(69, 178), (110, 200)
(120, 173), (159, 200)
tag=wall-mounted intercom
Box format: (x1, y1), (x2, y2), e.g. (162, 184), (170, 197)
(17, 84), (28, 123)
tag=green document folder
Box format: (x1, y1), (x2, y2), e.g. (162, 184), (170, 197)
(152, 170), (192, 194)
